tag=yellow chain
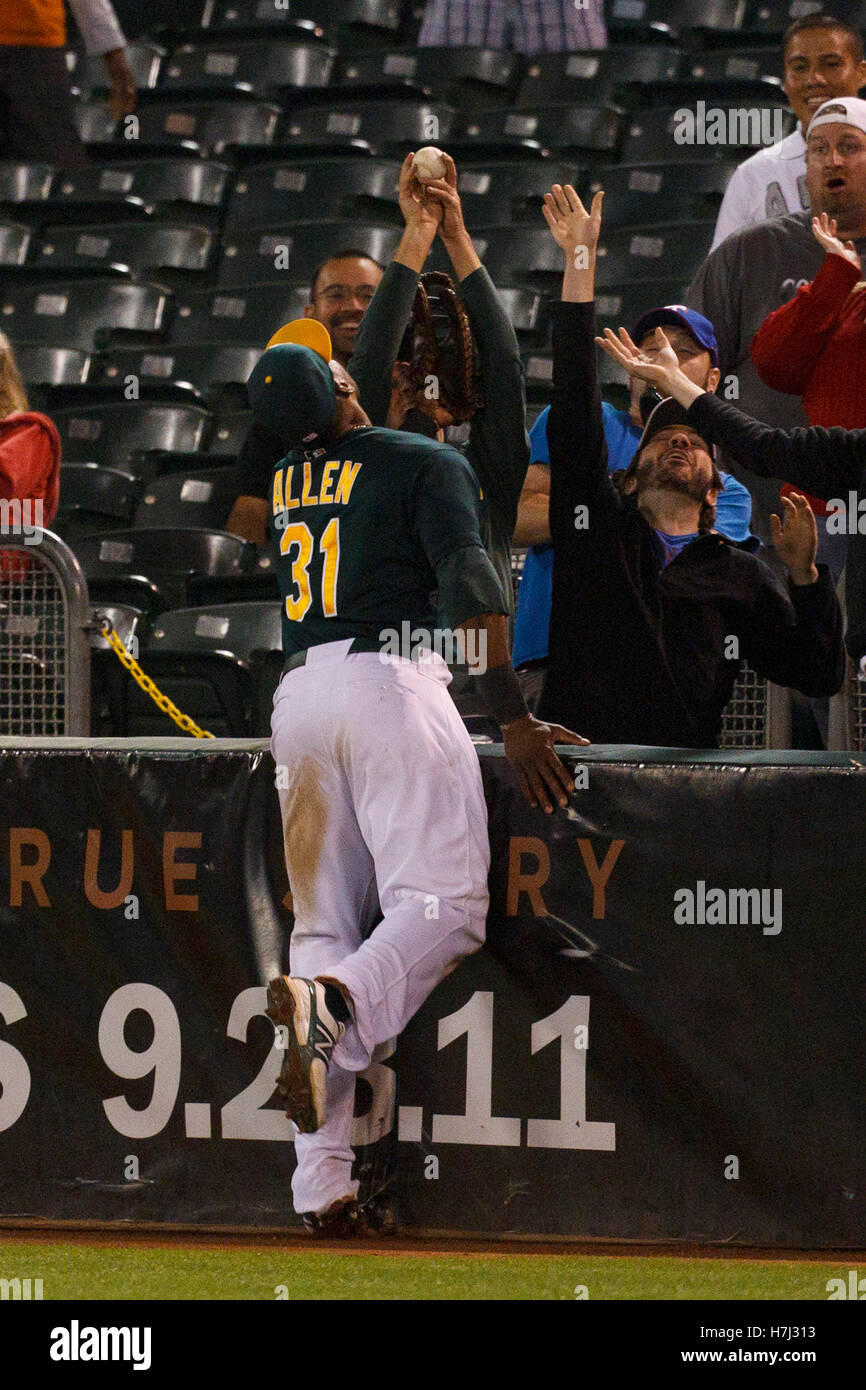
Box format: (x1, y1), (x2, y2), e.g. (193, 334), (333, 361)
(98, 615), (214, 739)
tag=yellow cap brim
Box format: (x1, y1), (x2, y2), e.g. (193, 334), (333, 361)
(266, 318), (333, 361)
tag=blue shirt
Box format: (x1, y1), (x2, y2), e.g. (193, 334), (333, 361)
(512, 402), (754, 667)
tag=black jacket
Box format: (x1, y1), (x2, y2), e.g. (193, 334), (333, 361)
(536, 301), (845, 747)
(687, 391), (866, 662)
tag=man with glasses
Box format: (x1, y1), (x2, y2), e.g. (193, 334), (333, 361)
(227, 251), (384, 544)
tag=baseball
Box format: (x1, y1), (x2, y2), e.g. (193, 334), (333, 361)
(412, 146), (447, 181)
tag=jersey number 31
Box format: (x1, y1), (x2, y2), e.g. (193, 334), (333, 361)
(280, 518), (340, 622)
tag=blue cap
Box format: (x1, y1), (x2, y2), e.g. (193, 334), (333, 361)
(630, 305), (719, 367)
(247, 342), (337, 447)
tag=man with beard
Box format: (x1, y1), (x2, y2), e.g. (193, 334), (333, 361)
(226, 250), (384, 544)
(538, 183), (844, 748)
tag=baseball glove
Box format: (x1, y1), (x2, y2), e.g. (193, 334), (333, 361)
(398, 271), (484, 424)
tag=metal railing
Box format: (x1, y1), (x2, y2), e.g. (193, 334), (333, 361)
(827, 659), (866, 752)
(0, 528), (91, 736)
(718, 663), (791, 750)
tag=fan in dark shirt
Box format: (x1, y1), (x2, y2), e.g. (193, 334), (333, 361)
(537, 182), (844, 748)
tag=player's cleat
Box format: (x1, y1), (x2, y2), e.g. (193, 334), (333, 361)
(301, 1196), (359, 1238)
(266, 975), (345, 1133)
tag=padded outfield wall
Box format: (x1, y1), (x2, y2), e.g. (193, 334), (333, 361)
(0, 739), (863, 1245)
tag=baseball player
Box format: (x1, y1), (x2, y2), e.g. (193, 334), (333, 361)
(249, 321), (585, 1234)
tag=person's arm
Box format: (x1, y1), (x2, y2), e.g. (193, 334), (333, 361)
(514, 462), (552, 546)
(412, 445), (588, 810)
(225, 419), (285, 543)
(68, 0), (136, 117)
(540, 185), (615, 549)
(596, 324), (866, 497)
(750, 214), (862, 394)
(423, 155), (530, 534)
(737, 493), (845, 697)
(349, 153), (441, 424)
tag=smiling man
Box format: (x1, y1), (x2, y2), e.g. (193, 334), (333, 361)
(711, 13), (866, 249)
(688, 95), (866, 550)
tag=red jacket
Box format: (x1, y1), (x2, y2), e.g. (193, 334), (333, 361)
(0, 411), (61, 577)
(751, 255), (866, 517)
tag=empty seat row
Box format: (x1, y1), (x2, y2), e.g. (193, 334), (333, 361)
(3, 155), (735, 231)
(68, 93), (794, 161)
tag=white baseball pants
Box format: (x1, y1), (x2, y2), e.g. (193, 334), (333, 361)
(269, 638), (490, 1215)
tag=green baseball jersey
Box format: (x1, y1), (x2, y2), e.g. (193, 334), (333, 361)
(271, 424), (508, 658)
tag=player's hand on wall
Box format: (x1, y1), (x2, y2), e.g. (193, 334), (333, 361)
(503, 715), (589, 814)
(811, 212), (861, 268)
(542, 185), (604, 260)
(399, 153), (444, 240)
(771, 491), (819, 586)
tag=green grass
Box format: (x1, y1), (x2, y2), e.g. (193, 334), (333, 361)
(0, 1241), (851, 1300)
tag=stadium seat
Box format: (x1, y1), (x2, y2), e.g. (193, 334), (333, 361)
(96, 344), (260, 398)
(619, 103), (794, 163)
(53, 402), (210, 470)
(516, 47), (684, 107)
(0, 220), (32, 267)
(160, 40), (334, 95)
(276, 100), (454, 157)
(586, 162), (737, 226)
(596, 224), (716, 296)
(606, 0), (747, 36)
(743, 0), (866, 34)
(73, 100), (121, 147)
(683, 46), (782, 82)
(482, 227), (576, 285)
(121, 601), (284, 737)
(67, 40), (165, 97)
(123, 99), (282, 156)
(89, 601), (150, 736)
(334, 47), (519, 109)
(225, 158), (402, 229)
(187, 543), (279, 605)
(451, 105), (622, 159)
(0, 162), (55, 205)
(456, 161), (583, 228)
(200, 0), (403, 39)
(15, 346), (92, 386)
(0, 278), (171, 350)
(206, 409), (252, 455)
(170, 282), (309, 344)
(133, 465), (244, 529)
(521, 349), (554, 403)
(495, 286), (546, 344)
(217, 221), (402, 287)
(593, 280), (692, 337)
(54, 464), (139, 543)
(33, 222), (215, 278)
(74, 528), (255, 615)
(50, 159), (231, 216)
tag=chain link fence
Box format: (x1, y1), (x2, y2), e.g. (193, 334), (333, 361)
(0, 529), (91, 736)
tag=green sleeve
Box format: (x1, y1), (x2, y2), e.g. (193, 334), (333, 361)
(460, 265), (530, 542)
(350, 260), (420, 425)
